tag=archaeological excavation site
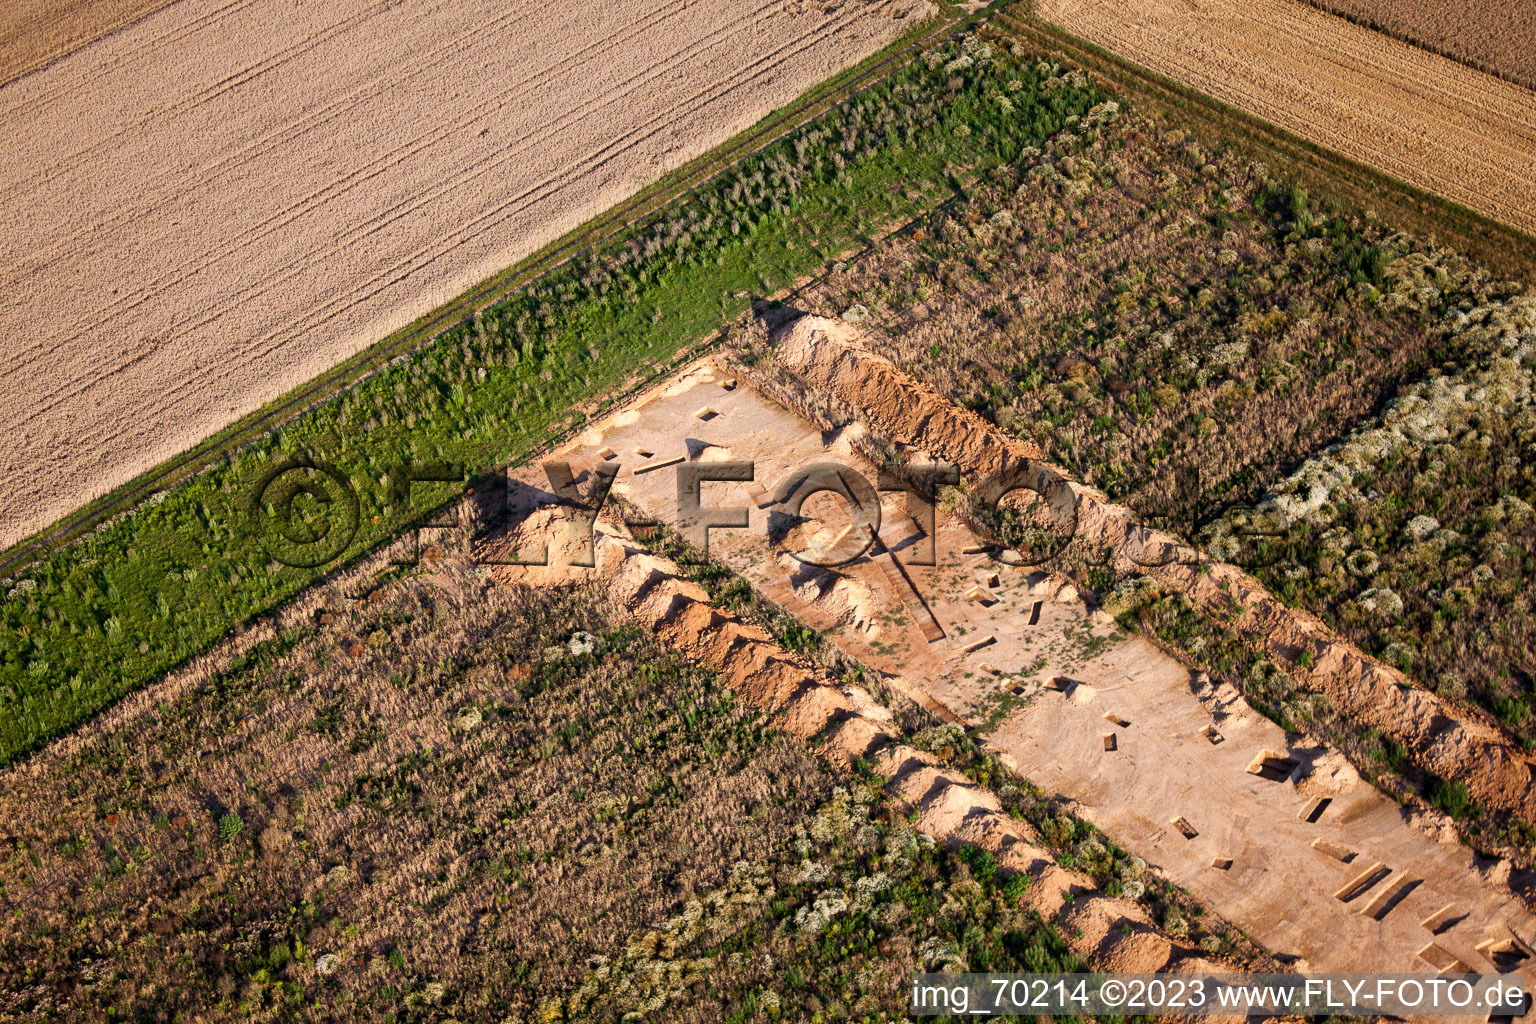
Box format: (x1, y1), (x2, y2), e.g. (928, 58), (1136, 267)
(5, 0), (1536, 1018)
(479, 312), (1536, 979)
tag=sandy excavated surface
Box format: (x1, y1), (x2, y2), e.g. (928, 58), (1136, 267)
(475, 349), (1536, 976)
(573, 525), (1197, 975)
(0, 0), (173, 85)
(479, 404), (1199, 976)
(0, 0), (927, 548)
(1034, 0), (1536, 236)
(775, 316), (1536, 822)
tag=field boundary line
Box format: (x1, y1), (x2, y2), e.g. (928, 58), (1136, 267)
(997, 11), (1536, 277)
(0, 0), (184, 90)
(1291, 0), (1536, 93)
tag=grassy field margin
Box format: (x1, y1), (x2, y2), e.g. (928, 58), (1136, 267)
(999, 11), (1536, 280)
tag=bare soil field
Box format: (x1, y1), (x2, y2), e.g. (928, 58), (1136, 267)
(1305, 0), (1536, 91)
(0, 0), (928, 549)
(1033, 0), (1536, 237)
(0, 0), (173, 85)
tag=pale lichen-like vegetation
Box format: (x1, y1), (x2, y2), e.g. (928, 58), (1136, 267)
(1203, 295), (1536, 747)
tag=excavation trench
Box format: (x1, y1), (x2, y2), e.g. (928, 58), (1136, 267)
(485, 520), (1201, 975)
(474, 320), (1536, 974)
(764, 314), (1536, 827)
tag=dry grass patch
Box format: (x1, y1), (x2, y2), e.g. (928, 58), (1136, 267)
(793, 109), (1516, 531)
(0, 567), (836, 1021)
(0, 553), (1099, 1021)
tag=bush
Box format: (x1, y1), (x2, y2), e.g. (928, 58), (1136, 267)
(218, 811), (245, 842)
(0, 34), (1104, 767)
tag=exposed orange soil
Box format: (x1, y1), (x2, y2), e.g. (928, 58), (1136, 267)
(485, 518), (1204, 975)
(0, 0), (928, 547)
(477, 351), (1536, 971)
(1033, 0), (1536, 236)
(0, 0), (173, 85)
(770, 315), (1536, 824)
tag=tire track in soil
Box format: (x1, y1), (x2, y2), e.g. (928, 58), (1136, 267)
(6, 0), (808, 402)
(0, 0), (933, 547)
(2, 0), (755, 372)
(71, 7), (891, 440)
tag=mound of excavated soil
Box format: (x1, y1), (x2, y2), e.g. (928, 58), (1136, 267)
(562, 523), (1192, 973)
(770, 315), (1536, 824)
(0, 0), (928, 547)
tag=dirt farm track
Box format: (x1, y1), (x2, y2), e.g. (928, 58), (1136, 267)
(0, 0), (928, 549)
(1036, 0), (1536, 238)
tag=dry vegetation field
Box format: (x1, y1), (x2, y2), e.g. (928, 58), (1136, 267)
(5, 12), (1536, 1000)
(0, 559), (1090, 1021)
(784, 87), (1536, 847)
(1197, 299), (1536, 745)
(1032, 0), (1536, 238)
(0, 0), (928, 549)
(796, 103), (1507, 535)
(1304, 0), (1536, 90)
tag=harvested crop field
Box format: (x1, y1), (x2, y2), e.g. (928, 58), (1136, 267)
(1032, 0), (1536, 237)
(1304, 0), (1536, 91)
(0, 0), (929, 549)
(0, 0), (172, 85)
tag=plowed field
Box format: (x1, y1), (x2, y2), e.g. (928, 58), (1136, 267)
(0, 0), (173, 85)
(0, 0), (927, 547)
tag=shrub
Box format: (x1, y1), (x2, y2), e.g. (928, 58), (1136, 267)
(1425, 776), (1477, 820)
(218, 811), (245, 842)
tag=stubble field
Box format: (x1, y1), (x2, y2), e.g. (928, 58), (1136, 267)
(1033, 0), (1536, 238)
(1304, 0), (1536, 90)
(0, 0), (928, 548)
(0, 0), (171, 84)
